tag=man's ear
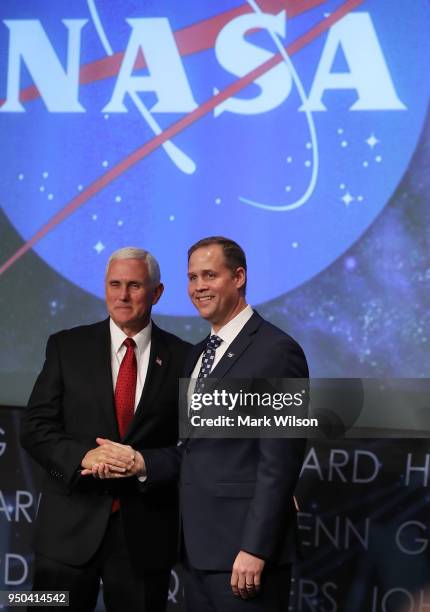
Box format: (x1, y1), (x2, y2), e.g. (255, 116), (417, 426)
(152, 283), (164, 305)
(234, 267), (246, 291)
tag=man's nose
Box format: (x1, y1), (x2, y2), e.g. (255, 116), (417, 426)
(119, 285), (130, 300)
(195, 277), (208, 291)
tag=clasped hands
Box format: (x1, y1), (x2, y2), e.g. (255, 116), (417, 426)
(81, 441), (264, 599)
(81, 437), (146, 479)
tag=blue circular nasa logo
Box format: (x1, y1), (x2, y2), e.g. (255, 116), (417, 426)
(1, 0), (429, 314)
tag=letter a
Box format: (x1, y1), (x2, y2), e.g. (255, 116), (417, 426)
(103, 18), (197, 113)
(302, 13), (406, 111)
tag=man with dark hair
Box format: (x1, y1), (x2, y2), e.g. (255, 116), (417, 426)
(87, 237), (308, 611)
(21, 247), (190, 612)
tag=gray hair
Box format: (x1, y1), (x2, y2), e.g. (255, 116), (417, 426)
(106, 247), (161, 286)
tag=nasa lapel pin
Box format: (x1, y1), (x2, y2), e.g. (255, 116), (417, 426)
(155, 356), (162, 366)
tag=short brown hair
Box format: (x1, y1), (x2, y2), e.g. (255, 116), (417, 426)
(188, 236), (247, 294)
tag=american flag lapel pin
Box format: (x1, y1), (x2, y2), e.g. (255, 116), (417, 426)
(155, 356), (163, 366)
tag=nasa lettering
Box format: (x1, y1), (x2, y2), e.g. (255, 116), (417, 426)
(1, 1), (429, 313)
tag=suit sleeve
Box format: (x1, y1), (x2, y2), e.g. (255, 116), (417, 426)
(240, 338), (308, 560)
(20, 335), (95, 488)
(141, 445), (183, 486)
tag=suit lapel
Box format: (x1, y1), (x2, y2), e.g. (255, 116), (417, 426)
(89, 319), (119, 438)
(184, 313), (263, 442)
(185, 338), (208, 377)
(125, 323), (170, 437)
(210, 312), (262, 379)
(186, 312), (263, 381)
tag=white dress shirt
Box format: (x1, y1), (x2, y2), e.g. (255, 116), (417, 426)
(110, 318), (152, 411)
(190, 305), (254, 380)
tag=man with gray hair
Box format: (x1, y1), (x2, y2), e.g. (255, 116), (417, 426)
(21, 247), (190, 612)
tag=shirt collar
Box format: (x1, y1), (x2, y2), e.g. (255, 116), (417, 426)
(109, 318), (152, 355)
(211, 304), (253, 346)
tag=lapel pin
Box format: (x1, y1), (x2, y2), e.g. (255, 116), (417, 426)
(227, 352), (234, 358)
(155, 356), (162, 366)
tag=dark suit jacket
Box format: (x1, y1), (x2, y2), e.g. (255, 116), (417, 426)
(145, 311), (309, 571)
(20, 319), (190, 571)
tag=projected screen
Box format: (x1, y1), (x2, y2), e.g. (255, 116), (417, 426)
(1, 0), (429, 405)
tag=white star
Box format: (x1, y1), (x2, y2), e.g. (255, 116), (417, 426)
(94, 241), (105, 254)
(342, 192), (354, 206)
(366, 134), (379, 149)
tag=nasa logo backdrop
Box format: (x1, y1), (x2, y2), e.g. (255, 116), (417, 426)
(1, 0), (429, 314)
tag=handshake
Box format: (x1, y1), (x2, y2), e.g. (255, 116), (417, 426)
(80, 437), (146, 479)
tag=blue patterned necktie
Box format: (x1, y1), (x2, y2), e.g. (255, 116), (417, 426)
(195, 335), (223, 393)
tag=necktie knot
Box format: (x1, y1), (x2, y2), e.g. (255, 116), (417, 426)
(207, 335), (222, 350)
(124, 337), (136, 349)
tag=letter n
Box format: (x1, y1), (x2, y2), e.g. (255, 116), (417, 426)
(0, 19), (87, 112)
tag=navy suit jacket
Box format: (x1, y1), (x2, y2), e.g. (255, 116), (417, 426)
(145, 311), (309, 571)
(21, 319), (190, 571)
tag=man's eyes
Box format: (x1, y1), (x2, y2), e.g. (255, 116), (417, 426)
(188, 273), (216, 281)
(109, 281), (142, 288)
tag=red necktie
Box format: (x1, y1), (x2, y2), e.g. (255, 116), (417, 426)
(112, 338), (136, 514)
(114, 337), (137, 438)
